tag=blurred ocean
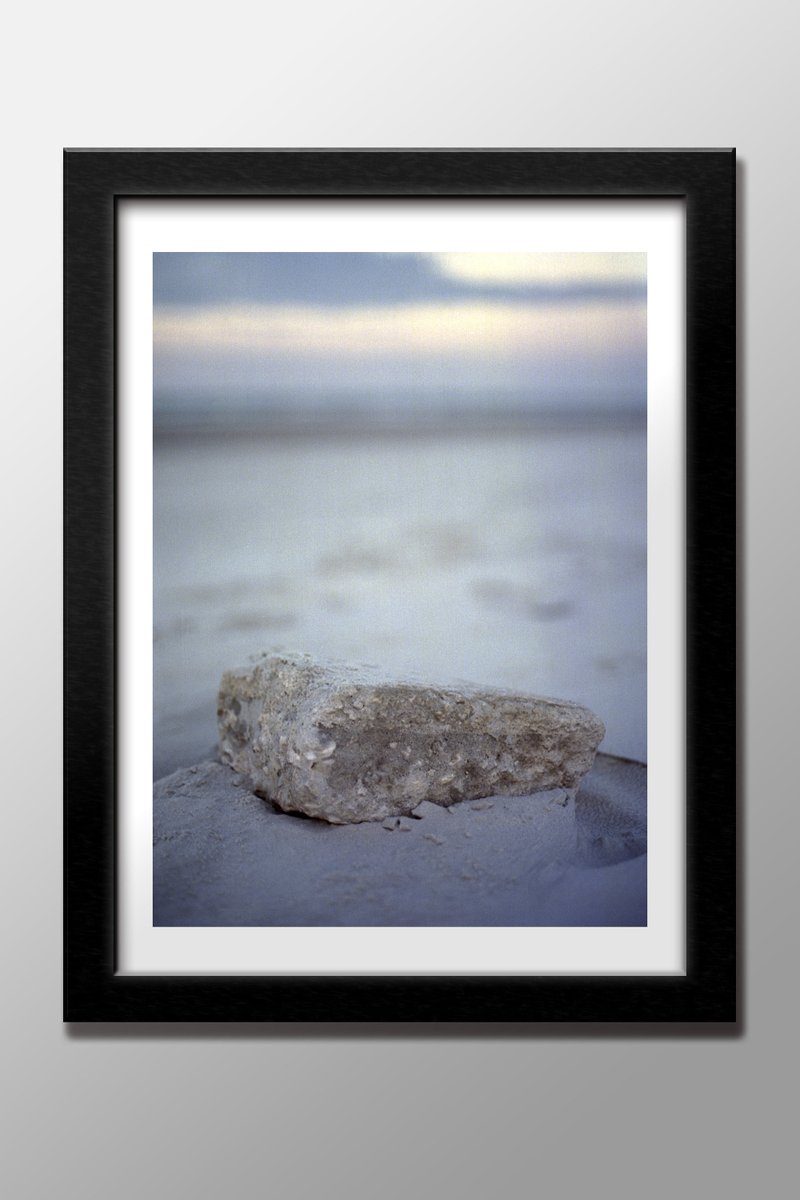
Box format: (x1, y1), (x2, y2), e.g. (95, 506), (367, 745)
(153, 421), (646, 779)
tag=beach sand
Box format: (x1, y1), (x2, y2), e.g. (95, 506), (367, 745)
(153, 427), (647, 927)
(154, 428), (647, 778)
(154, 752), (646, 927)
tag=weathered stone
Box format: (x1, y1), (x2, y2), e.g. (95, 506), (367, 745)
(217, 652), (605, 824)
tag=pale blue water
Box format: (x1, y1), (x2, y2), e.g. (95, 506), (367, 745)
(154, 427), (646, 778)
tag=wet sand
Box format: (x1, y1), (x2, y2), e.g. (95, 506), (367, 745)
(154, 429), (647, 778)
(154, 428), (647, 928)
(154, 752), (646, 927)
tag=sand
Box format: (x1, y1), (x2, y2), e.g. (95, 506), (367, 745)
(154, 430), (647, 777)
(154, 751), (646, 927)
(152, 430), (647, 927)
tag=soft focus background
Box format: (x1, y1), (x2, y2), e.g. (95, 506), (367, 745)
(154, 251), (647, 776)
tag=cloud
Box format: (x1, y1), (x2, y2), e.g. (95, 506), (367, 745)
(154, 252), (646, 308)
(431, 252), (647, 288)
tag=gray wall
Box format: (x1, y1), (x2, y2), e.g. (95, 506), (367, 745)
(3, 2), (792, 1195)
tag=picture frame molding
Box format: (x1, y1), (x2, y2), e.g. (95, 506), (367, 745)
(64, 148), (736, 1024)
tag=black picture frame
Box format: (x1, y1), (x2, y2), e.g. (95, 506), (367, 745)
(64, 149), (736, 1025)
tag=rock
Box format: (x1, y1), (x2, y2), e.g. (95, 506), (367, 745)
(217, 652), (605, 825)
(382, 817), (414, 832)
(411, 800), (449, 820)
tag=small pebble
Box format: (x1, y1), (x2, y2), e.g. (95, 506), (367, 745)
(382, 817), (414, 832)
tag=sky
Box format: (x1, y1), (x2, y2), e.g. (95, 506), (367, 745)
(153, 252), (647, 412)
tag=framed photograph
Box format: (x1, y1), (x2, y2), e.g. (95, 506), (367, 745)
(64, 149), (735, 1023)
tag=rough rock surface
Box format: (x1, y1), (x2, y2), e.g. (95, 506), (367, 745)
(217, 652), (605, 824)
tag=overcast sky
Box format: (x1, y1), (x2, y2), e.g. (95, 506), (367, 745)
(153, 252), (646, 409)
